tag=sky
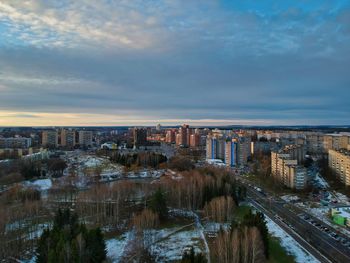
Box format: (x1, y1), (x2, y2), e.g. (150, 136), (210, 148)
(0, 0), (349, 126)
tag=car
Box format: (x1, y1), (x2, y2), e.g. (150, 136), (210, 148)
(341, 239), (348, 245)
(340, 238), (347, 243)
(333, 235), (340, 241)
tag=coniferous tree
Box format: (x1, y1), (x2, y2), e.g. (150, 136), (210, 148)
(148, 188), (168, 220)
(36, 208), (106, 263)
(181, 247), (207, 263)
(242, 211), (269, 258)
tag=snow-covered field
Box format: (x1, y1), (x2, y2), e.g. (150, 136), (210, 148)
(106, 227), (203, 263)
(266, 217), (320, 263)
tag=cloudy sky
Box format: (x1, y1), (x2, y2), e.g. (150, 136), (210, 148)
(0, 0), (349, 126)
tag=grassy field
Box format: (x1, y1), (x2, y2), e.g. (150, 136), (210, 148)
(268, 236), (296, 263)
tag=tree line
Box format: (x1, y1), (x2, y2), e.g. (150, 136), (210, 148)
(110, 151), (167, 168)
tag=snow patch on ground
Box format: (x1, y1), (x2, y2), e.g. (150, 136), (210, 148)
(19, 256), (36, 263)
(150, 228), (203, 262)
(334, 192), (350, 205)
(266, 217), (320, 263)
(106, 232), (133, 263)
(314, 173), (329, 188)
(203, 222), (230, 233)
(281, 195), (300, 202)
(24, 178), (52, 191)
(81, 156), (104, 167)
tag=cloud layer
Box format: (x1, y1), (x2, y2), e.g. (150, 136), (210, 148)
(0, 0), (349, 126)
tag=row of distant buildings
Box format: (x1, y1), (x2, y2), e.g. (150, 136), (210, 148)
(0, 129), (94, 150)
(256, 131), (350, 154)
(42, 129), (93, 148)
(205, 130), (251, 167)
(165, 124), (204, 147)
(134, 124), (206, 148)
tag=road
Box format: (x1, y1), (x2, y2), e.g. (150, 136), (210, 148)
(249, 198), (331, 263)
(244, 184), (350, 263)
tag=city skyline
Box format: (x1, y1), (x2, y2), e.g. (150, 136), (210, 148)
(1, 0), (350, 126)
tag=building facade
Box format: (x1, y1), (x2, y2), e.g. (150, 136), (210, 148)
(271, 144), (306, 189)
(324, 134), (350, 152)
(0, 137), (32, 149)
(305, 133), (324, 154)
(189, 133), (200, 147)
(206, 133), (251, 167)
(165, 129), (176, 144)
(61, 129), (76, 148)
(133, 128), (147, 148)
(176, 124), (190, 147)
(42, 131), (58, 147)
(225, 138), (237, 167)
(206, 134), (225, 160)
(328, 149), (350, 186)
(79, 131), (93, 147)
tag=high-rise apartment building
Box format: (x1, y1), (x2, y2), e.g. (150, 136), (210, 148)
(206, 133), (251, 167)
(176, 124), (190, 147)
(165, 129), (176, 144)
(79, 131), (93, 147)
(305, 133), (324, 154)
(133, 128), (147, 148)
(328, 149), (350, 186)
(225, 138), (237, 167)
(236, 135), (251, 166)
(61, 129), (76, 148)
(282, 144), (305, 163)
(42, 131), (58, 147)
(284, 164), (307, 189)
(271, 144), (306, 189)
(206, 134), (225, 160)
(189, 133), (200, 147)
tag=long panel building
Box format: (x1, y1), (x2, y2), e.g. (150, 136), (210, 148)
(0, 137), (32, 149)
(328, 149), (350, 186)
